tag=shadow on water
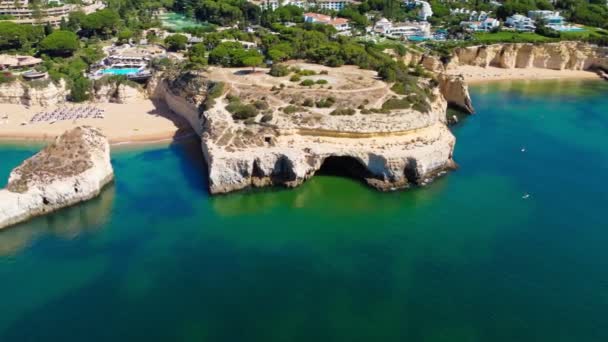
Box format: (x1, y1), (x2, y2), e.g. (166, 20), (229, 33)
(0, 183), (116, 256)
(168, 135), (209, 195)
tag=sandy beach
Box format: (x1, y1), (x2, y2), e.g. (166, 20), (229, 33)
(447, 65), (602, 84)
(0, 99), (193, 145)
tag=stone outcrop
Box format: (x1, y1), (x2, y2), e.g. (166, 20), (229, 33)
(447, 41), (608, 71)
(154, 65), (458, 194)
(93, 80), (146, 103)
(438, 74), (474, 114)
(0, 126), (113, 230)
(0, 79), (68, 106)
(421, 55), (445, 73)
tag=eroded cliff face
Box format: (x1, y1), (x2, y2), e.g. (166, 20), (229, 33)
(0, 126), (114, 230)
(447, 41), (608, 71)
(438, 74), (475, 114)
(0, 79), (68, 106)
(154, 65), (457, 194)
(93, 81), (146, 103)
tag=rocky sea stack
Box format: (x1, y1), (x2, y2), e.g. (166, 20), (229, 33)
(154, 63), (461, 194)
(0, 126), (113, 230)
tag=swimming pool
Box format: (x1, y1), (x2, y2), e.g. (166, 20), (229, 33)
(101, 68), (140, 76)
(408, 36), (428, 42)
(548, 25), (585, 32)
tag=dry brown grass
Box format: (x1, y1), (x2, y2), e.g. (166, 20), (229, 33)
(7, 127), (104, 193)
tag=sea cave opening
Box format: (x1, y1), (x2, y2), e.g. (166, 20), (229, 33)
(316, 156), (374, 181)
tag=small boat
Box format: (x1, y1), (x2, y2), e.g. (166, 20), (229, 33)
(522, 193), (530, 199)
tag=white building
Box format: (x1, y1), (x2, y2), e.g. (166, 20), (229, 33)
(376, 20), (430, 38)
(304, 12), (350, 31)
(469, 10), (488, 22)
(256, 0), (358, 11)
(416, 0), (433, 21)
(528, 10), (565, 25)
(480, 18), (500, 30)
(505, 14), (536, 31)
(460, 17), (500, 31)
(315, 0), (357, 11)
(373, 18), (392, 34)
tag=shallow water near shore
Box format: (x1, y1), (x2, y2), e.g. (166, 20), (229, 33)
(1, 79), (607, 341)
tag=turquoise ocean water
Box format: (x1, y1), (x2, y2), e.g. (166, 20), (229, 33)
(0, 80), (607, 341)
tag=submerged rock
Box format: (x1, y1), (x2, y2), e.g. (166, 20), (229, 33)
(0, 126), (114, 230)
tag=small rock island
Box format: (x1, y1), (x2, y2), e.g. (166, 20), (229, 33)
(0, 126), (113, 230)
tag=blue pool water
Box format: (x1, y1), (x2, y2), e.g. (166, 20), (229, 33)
(101, 68), (140, 76)
(549, 25), (585, 32)
(408, 35), (428, 42)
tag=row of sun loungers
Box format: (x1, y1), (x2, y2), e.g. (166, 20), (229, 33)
(29, 106), (105, 124)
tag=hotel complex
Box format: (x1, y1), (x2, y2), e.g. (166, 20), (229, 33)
(0, 0), (103, 26)
(255, 0), (359, 11)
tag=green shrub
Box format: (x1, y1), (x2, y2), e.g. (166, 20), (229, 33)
(297, 69), (316, 76)
(302, 98), (314, 107)
(70, 76), (92, 102)
(300, 79), (315, 86)
(225, 95), (259, 119)
(289, 74), (301, 82)
(330, 108), (356, 116)
(207, 82), (224, 99)
(269, 64), (290, 77)
(254, 100), (269, 110)
(316, 96), (336, 108)
(226, 94), (240, 102)
(382, 98), (412, 111)
(360, 108), (372, 114)
(282, 105), (299, 114)
(315, 79), (328, 85)
(260, 113), (273, 123)
(0, 72), (16, 84)
(227, 103), (258, 120)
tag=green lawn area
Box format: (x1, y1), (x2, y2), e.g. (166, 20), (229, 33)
(558, 26), (608, 40)
(472, 31), (556, 44)
(472, 26), (608, 44)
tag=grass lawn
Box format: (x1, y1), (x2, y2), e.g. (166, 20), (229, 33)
(472, 31), (556, 44)
(559, 26), (608, 40)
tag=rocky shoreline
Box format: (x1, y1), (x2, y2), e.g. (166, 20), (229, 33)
(2, 41), (605, 197)
(446, 41), (608, 71)
(0, 126), (113, 230)
(153, 64), (460, 194)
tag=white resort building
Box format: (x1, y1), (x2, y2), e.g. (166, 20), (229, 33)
(90, 44), (166, 80)
(304, 12), (350, 32)
(505, 14), (536, 31)
(374, 19), (431, 39)
(0, 0), (104, 26)
(255, 0), (360, 11)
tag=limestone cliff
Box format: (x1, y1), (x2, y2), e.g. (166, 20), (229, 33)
(447, 41), (608, 71)
(93, 80), (146, 103)
(0, 126), (114, 230)
(0, 79), (68, 106)
(438, 74), (474, 114)
(154, 64), (457, 194)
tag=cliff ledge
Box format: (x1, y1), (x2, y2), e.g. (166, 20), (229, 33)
(0, 126), (114, 230)
(155, 63), (459, 194)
